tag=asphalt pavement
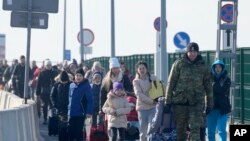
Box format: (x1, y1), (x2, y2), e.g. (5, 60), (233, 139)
(39, 117), (91, 141)
(38, 116), (229, 141)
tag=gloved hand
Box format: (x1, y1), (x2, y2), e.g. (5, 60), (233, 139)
(163, 104), (171, 113)
(206, 107), (212, 115)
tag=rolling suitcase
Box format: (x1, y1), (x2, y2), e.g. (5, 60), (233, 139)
(89, 114), (108, 141)
(48, 109), (59, 136)
(58, 119), (69, 141)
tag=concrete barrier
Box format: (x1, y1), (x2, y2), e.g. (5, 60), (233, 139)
(0, 90), (40, 141)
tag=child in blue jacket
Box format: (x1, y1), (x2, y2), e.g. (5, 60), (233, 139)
(68, 68), (93, 141)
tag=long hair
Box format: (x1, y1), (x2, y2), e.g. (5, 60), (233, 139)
(135, 60), (152, 82)
(102, 70), (112, 91)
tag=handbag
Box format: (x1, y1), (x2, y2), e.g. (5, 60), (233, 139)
(125, 122), (139, 140)
(149, 80), (165, 100)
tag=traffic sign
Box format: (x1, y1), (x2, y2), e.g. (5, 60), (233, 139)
(173, 32), (190, 49)
(153, 17), (167, 31)
(79, 46), (92, 54)
(221, 4), (234, 23)
(223, 30), (233, 49)
(3, 0), (59, 13)
(77, 28), (95, 46)
(11, 11), (48, 29)
(65, 49), (71, 61)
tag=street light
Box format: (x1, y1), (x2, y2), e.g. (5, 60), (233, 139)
(79, 0), (84, 61)
(63, 0), (67, 60)
(111, 0), (115, 57)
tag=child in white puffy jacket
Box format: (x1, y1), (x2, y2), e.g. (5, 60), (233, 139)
(102, 82), (131, 141)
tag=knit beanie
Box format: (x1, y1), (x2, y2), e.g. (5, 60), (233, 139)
(60, 71), (69, 82)
(109, 57), (120, 69)
(92, 72), (102, 80)
(186, 42), (199, 52)
(127, 96), (136, 105)
(75, 68), (85, 76)
(113, 82), (123, 92)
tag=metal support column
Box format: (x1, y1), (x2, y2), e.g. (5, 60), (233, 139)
(160, 0), (167, 83)
(79, 0), (84, 61)
(111, 0), (115, 57)
(216, 0), (238, 124)
(23, 0), (33, 104)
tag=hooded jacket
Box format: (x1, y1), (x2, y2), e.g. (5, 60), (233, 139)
(68, 79), (93, 116)
(102, 91), (131, 128)
(211, 60), (231, 115)
(100, 71), (134, 109)
(50, 76), (71, 115)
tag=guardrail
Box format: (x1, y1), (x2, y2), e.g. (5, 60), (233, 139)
(0, 90), (40, 141)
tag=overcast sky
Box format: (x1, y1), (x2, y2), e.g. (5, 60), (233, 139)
(0, 0), (249, 63)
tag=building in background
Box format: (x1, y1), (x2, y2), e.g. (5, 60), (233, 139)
(0, 34), (5, 60)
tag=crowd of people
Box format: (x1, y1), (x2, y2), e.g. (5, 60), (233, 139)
(0, 42), (232, 141)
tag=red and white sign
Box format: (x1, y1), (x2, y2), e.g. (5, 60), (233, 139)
(77, 28), (95, 46)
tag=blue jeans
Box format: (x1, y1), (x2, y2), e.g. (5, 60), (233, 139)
(207, 109), (228, 141)
(138, 108), (156, 141)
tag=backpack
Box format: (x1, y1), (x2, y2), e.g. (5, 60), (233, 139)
(148, 80), (165, 100)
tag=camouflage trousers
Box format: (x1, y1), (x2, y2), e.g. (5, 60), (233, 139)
(173, 104), (204, 141)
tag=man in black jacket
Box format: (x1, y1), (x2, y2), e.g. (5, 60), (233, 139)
(12, 56), (32, 98)
(36, 59), (58, 124)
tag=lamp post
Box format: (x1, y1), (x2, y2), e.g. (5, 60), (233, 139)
(160, 0), (167, 83)
(63, 0), (67, 60)
(79, 0), (84, 61)
(111, 0), (115, 57)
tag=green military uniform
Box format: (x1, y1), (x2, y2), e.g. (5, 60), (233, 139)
(165, 54), (213, 141)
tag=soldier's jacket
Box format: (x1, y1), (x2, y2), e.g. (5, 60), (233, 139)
(165, 54), (213, 108)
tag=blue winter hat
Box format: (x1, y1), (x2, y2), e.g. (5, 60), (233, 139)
(113, 82), (123, 92)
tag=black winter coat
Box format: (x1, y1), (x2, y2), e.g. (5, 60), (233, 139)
(91, 83), (101, 114)
(50, 81), (71, 115)
(36, 69), (58, 96)
(213, 70), (231, 115)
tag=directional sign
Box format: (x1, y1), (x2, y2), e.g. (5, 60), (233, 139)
(79, 46), (92, 54)
(173, 32), (190, 49)
(221, 4), (234, 23)
(65, 50), (71, 61)
(77, 29), (95, 46)
(3, 0), (59, 13)
(11, 11), (48, 29)
(223, 30), (233, 49)
(153, 17), (167, 31)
